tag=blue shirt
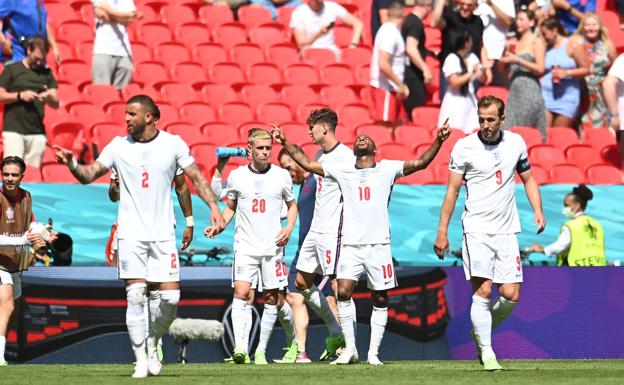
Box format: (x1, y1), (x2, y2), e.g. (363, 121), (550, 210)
(0, 0), (48, 61)
(556, 0), (596, 34)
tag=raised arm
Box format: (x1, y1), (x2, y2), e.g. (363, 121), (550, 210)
(430, 0), (447, 29)
(54, 145), (109, 184)
(433, 171), (463, 259)
(271, 125), (325, 176)
(174, 173), (194, 250)
(182, 162), (225, 229)
(519, 169), (546, 234)
(403, 120), (450, 176)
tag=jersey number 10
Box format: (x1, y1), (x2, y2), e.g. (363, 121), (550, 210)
(358, 186), (371, 201)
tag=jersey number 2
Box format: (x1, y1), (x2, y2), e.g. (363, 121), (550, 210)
(142, 171), (149, 188)
(252, 198), (266, 213)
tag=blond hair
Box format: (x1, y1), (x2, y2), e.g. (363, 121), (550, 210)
(574, 13), (610, 46)
(248, 128), (272, 146)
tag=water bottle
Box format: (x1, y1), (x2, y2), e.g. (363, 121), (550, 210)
(216, 147), (248, 158)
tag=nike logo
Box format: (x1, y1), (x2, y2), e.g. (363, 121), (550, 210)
(384, 280), (392, 285)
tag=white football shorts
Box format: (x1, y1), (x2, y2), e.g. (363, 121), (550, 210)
(117, 239), (180, 282)
(296, 231), (341, 276)
(0, 270), (22, 299)
(232, 249), (285, 291)
(462, 233), (523, 283)
(336, 244), (397, 290)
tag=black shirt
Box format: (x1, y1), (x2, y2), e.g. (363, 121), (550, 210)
(402, 13), (427, 77)
(0, 62), (57, 135)
(439, 9), (484, 63)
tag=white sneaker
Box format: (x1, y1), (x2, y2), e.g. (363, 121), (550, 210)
(0, 360), (8, 366)
(330, 347), (359, 365)
(367, 354), (383, 366)
(132, 362), (149, 378)
(147, 352), (163, 376)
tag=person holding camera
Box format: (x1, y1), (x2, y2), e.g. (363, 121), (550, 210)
(0, 36), (59, 168)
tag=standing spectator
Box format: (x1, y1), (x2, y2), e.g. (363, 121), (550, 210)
(431, 0), (488, 95)
(500, 9), (546, 138)
(290, 0), (363, 58)
(474, 0), (515, 86)
(0, 0), (61, 64)
(540, 17), (590, 128)
(438, 30), (485, 133)
(369, 1), (408, 123)
(571, 13), (616, 129)
(402, 0), (434, 118)
(92, 0), (142, 90)
(602, 53), (624, 166)
(0, 37), (59, 168)
(371, 0), (392, 40)
(550, 0), (596, 35)
(250, 0), (302, 20)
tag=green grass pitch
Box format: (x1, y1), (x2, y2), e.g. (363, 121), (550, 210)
(2, 360), (624, 385)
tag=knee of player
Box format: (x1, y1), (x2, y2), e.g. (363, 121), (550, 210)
(336, 288), (353, 302)
(160, 289), (180, 306)
(0, 297), (15, 315)
(234, 286), (251, 301)
(286, 292), (305, 306)
(126, 283), (147, 304)
(371, 292), (388, 308)
(263, 290), (279, 305)
(499, 286), (521, 302)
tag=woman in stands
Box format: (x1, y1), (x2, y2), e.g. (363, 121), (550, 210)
(539, 17), (591, 128)
(437, 30), (485, 134)
(500, 9), (547, 140)
(572, 13), (617, 129)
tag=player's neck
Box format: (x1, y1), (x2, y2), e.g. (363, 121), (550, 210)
(320, 136), (339, 152)
(355, 156), (375, 169)
(249, 161), (270, 173)
(133, 126), (158, 142)
(1, 186), (19, 201)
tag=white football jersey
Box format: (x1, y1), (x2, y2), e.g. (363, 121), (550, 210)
(310, 143), (355, 234)
(449, 131), (529, 234)
(97, 131), (195, 241)
(324, 160), (404, 245)
(227, 164), (295, 256)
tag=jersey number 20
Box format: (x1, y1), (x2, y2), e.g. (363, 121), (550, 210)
(252, 198), (266, 213)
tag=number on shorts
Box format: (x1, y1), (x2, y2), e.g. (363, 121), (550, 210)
(275, 261), (287, 277)
(382, 264), (393, 279)
(252, 198), (266, 213)
(325, 250), (331, 264)
(170, 253), (177, 269)
(142, 171), (149, 188)
(358, 186), (371, 201)
(516, 255), (521, 271)
(495, 170), (502, 185)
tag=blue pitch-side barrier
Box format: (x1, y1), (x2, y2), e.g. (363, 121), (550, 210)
(24, 184), (624, 266)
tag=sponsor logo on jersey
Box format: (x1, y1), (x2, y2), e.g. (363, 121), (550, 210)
(5, 207), (14, 224)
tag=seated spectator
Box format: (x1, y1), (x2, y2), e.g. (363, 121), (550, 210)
(0, 0), (61, 65)
(0, 37), (59, 168)
(431, 0), (488, 96)
(290, 0), (363, 58)
(369, 0), (408, 122)
(602, 53), (624, 166)
(550, 0), (596, 35)
(202, 0), (248, 9)
(438, 30), (485, 133)
(571, 13), (616, 129)
(540, 17), (590, 128)
(250, 0), (302, 20)
(500, 9), (546, 138)
(474, 0), (515, 87)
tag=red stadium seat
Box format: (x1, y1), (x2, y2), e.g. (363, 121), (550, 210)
(91, 123), (128, 149)
(57, 60), (90, 87)
(237, 122), (272, 139)
(376, 143), (412, 160)
(237, 6), (273, 30)
(153, 102), (180, 128)
(154, 43), (191, 67)
(56, 21), (93, 43)
(397, 168), (436, 185)
(174, 23), (211, 48)
(165, 122), (206, 146)
(202, 122), (240, 144)
(75, 41), (95, 62)
(583, 128), (617, 151)
(601, 144), (622, 167)
(277, 6), (296, 27)
(218, 102), (255, 127)
(510, 126), (543, 148)
(42, 163), (77, 183)
(160, 5), (196, 31)
(160, 83), (199, 107)
(546, 126), (579, 148)
(57, 83), (82, 108)
(22, 166), (43, 183)
(394, 125), (432, 151)
(516, 164), (549, 184)
(246, 63), (282, 85)
(49, 122), (85, 150)
(320, 64), (356, 86)
(548, 164), (587, 184)
(529, 144), (567, 167)
(134, 61), (169, 85)
(283, 64), (320, 85)
(69, 102), (110, 127)
(212, 23), (248, 50)
(105, 101), (129, 124)
(334, 24), (354, 48)
(280, 122), (314, 145)
(433, 162), (450, 184)
(341, 46), (371, 70)
(266, 43), (300, 70)
(339, 103), (373, 128)
(191, 143), (218, 170)
(241, 85), (280, 111)
(171, 62), (207, 85)
(129, 43), (152, 65)
(201, 84), (238, 109)
(230, 43), (266, 72)
(411, 106), (440, 129)
(179, 102), (216, 126)
(47, 3), (79, 28)
(476, 86), (509, 103)
(565, 144), (603, 171)
(137, 22), (173, 49)
(248, 24), (286, 50)
(320, 86), (358, 106)
(83, 84), (121, 106)
(192, 43), (228, 72)
(257, 103), (293, 125)
(209, 62), (245, 85)
(297, 103), (329, 123)
(302, 48), (337, 70)
(424, 27), (442, 53)
(355, 124), (393, 145)
(281, 85), (319, 114)
(198, 5), (235, 29)
(586, 164), (623, 184)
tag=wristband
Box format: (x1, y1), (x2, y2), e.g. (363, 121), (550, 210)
(68, 157), (78, 171)
(185, 216), (194, 227)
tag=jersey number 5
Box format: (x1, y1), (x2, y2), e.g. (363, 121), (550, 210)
(252, 198), (266, 213)
(142, 171), (149, 188)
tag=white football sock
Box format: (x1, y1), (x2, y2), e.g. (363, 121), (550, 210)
(368, 306), (387, 356)
(302, 286), (341, 336)
(146, 290), (160, 339)
(471, 294), (494, 359)
(243, 303), (252, 345)
(0, 336), (6, 361)
(150, 290), (179, 339)
(491, 296), (517, 329)
(126, 283), (148, 364)
(256, 304), (278, 352)
(231, 298), (247, 350)
(350, 298), (358, 332)
(337, 300), (355, 350)
(277, 301), (295, 345)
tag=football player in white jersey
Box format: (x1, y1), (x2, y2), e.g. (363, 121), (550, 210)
(434, 96), (546, 371)
(273, 121), (451, 365)
(205, 128), (298, 365)
(54, 95), (224, 378)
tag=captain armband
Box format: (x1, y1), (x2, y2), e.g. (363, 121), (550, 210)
(516, 157), (531, 173)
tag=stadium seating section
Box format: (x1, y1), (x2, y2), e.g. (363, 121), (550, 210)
(4, 0), (619, 184)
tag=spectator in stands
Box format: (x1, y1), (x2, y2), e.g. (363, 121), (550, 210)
(0, 29), (11, 58)
(431, 0), (488, 96)
(500, 9), (546, 138)
(371, 0), (392, 40)
(550, 0), (596, 35)
(603, 53), (624, 165)
(0, 0), (61, 65)
(438, 30), (485, 133)
(402, 0), (434, 118)
(0, 37), (59, 168)
(369, 1), (408, 123)
(92, 0), (142, 90)
(572, 13), (616, 129)
(250, 0), (302, 20)
(474, 0), (515, 87)
(530, 185), (606, 266)
(290, 0), (363, 58)
(540, 17), (590, 128)
(201, 0), (248, 9)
